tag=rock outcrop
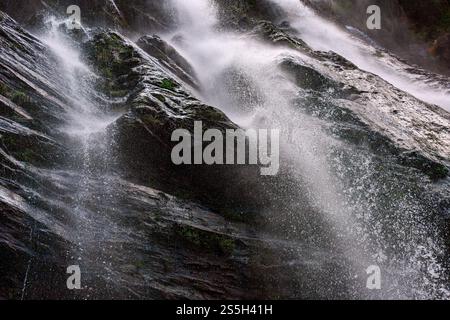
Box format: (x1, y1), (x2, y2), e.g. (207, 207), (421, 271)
(0, 0), (175, 35)
(0, 11), (268, 299)
(302, 0), (450, 74)
(1, 0), (450, 300)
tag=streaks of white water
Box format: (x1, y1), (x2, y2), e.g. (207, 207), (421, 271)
(272, 0), (450, 111)
(20, 221), (36, 300)
(40, 18), (116, 137)
(168, 0), (374, 295)
(171, 0), (218, 32)
(168, 0), (449, 299)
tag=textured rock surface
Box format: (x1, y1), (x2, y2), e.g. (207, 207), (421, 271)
(0, 11), (268, 299)
(136, 35), (199, 89)
(0, 0), (175, 34)
(302, 0), (450, 74)
(84, 31), (269, 214)
(1, 0), (450, 300)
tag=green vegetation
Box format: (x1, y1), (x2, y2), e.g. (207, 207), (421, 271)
(426, 164), (449, 181)
(20, 148), (36, 163)
(197, 106), (227, 122)
(160, 78), (176, 90)
(0, 84), (32, 107)
(141, 114), (164, 127)
(153, 93), (166, 103)
(176, 225), (236, 256)
(11, 90), (30, 105)
(90, 33), (135, 79)
(134, 260), (145, 270)
(88, 33), (141, 100)
(0, 82), (11, 96)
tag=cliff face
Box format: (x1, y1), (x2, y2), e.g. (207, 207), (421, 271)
(0, 0), (449, 300)
(0, 0), (176, 35)
(303, 0), (450, 74)
(0, 10), (271, 299)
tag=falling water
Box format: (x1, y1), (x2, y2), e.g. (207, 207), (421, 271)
(271, 0), (450, 111)
(36, 17), (125, 296)
(165, 0), (450, 299)
(4, 0), (448, 300)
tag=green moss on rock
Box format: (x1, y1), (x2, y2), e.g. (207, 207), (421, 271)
(11, 90), (30, 105)
(160, 78), (176, 90)
(0, 82), (12, 96)
(176, 225), (236, 256)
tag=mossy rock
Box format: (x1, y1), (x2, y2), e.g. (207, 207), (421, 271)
(11, 91), (30, 105)
(1, 132), (63, 166)
(160, 78), (176, 90)
(399, 152), (449, 181)
(87, 32), (138, 79)
(0, 83), (30, 105)
(109, 89), (129, 98)
(424, 163), (449, 181)
(175, 225), (236, 256)
(0, 82), (12, 96)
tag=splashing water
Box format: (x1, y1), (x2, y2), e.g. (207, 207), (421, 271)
(34, 17), (126, 295)
(165, 0), (450, 299)
(40, 17), (118, 137)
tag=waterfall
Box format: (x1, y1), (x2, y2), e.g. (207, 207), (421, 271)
(1, 0), (449, 301)
(165, 0), (450, 299)
(36, 17), (124, 295)
(271, 0), (450, 111)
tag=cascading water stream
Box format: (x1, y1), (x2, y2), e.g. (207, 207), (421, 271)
(166, 0), (450, 299)
(166, 0), (378, 298)
(34, 18), (125, 296)
(4, 0), (448, 300)
(271, 0), (450, 111)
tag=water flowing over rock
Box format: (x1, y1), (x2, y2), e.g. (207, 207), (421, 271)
(1, 0), (450, 300)
(136, 34), (199, 89)
(301, 0), (450, 74)
(0, 10), (269, 299)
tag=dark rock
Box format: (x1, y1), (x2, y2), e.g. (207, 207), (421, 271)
(214, 0), (287, 30)
(85, 32), (269, 214)
(136, 35), (199, 89)
(280, 58), (340, 91)
(431, 33), (450, 67)
(0, 0), (175, 35)
(303, 0), (450, 74)
(249, 20), (311, 53)
(0, 14), (282, 299)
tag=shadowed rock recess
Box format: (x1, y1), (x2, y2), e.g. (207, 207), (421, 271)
(0, 0), (450, 300)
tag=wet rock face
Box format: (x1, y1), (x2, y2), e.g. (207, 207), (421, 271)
(214, 0), (288, 30)
(302, 0), (450, 74)
(84, 32), (269, 214)
(136, 35), (199, 89)
(0, 11), (277, 300)
(244, 19), (450, 181)
(0, 0), (175, 34)
(0, 0), (44, 25)
(0, 10), (77, 299)
(249, 20), (311, 52)
(114, 0), (176, 34)
(0, 0), (450, 300)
